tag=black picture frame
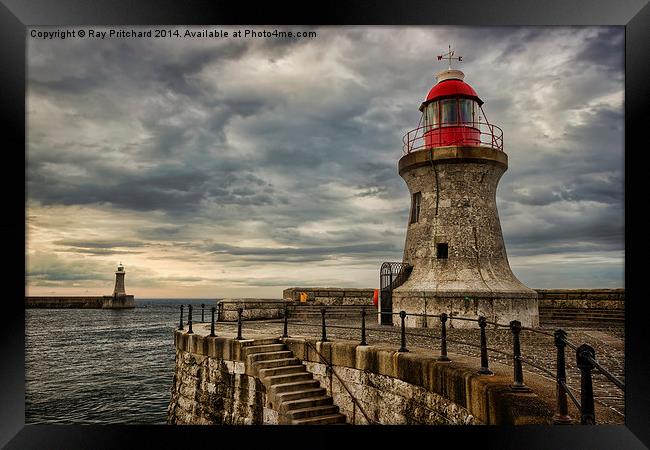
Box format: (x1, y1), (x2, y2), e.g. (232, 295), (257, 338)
(3, 0), (648, 448)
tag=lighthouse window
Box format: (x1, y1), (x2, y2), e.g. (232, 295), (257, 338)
(459, 99), (475, 124)
(437, 243), (449, 259)
(410, 192), (421, 224)
(440, 99), (458, 126)
(425, 101), (439, 128)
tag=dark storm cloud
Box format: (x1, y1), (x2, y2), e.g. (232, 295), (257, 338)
(26, 252), (114, 284)
(53, 239), (145, 248)
(28, 159), (282, 212)
(505, 212), (623, 252)
(205, 242), (401, 263)
(60, 249), (144, 256)
(573, 27), (624, 76)
(135, 226), (185, 240)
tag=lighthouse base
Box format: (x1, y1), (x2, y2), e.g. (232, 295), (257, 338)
(391, 290), (539, 329)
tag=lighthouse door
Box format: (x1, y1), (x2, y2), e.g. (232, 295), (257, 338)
(380, 265), (394, 325)
(379, 262), (413, 326)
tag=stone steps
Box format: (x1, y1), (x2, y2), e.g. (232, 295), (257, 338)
(244, 339), (347, 425)
(270, 379), (322, 394)
(265, 372), (314, 386)
(291, 413), (347, 425)
(275, 387), (327, 403)
(258, 364), (307, 379)
(252, 358), (303, 372)
(247, 350), (294, 363)
(243, 344), (287, 356)
(280, 395), (333, 412)
(286, 405), (340, 420)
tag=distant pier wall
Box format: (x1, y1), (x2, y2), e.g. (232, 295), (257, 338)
(25, 295), (135, 309)
(217, 298), (288, 322)
(284, 287), (624, 310)
(536, 289), (624, 309)
(283, 287), (375, 306)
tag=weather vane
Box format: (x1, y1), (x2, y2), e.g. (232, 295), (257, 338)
(437, 44), (463, 70)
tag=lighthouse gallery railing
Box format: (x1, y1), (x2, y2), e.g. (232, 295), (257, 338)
(402, 120), (504, 154)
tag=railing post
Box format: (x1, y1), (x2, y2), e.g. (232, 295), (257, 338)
(576, 344), (596, 425)
(360, 309), (367, 346)
(320, 308), (328, 342)
(236, 307), (243, 340)
(201, 303), (205, 323)
(282, 306), (289, 338)
(553, 329), (572, 424)
(187, 304), (193, 335)
(398, 311), (408, 352)
(178, 304), (184, 330)
(477, 316), (493, 374)
(437, 313), (450, 361)
(209, 306), (216, 337)
(509, 320), (529, 391)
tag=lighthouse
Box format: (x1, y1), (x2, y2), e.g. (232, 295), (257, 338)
(113, 263), (127, 297)
(382, 47), (538, 328)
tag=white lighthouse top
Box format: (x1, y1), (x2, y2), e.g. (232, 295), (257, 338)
(435, 69), (465, 83)
(116, 263), (124, 272)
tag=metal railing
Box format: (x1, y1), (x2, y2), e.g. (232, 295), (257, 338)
(302, 338), (377, 425)
(402, 121), (504, 154)
(177, 304), (624, 425)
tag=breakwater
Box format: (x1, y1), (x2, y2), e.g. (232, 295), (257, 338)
(25, 295), (135, 309)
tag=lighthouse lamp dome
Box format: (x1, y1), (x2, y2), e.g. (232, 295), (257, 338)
(402, 50), (503, 153)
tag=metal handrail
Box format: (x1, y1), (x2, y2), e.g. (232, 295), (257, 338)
(301, 339), (377, 425)
(559, 379), (582, 410)
(584, 354), (625, 392)
(216, 304), (604, 344)
(402, 120), (504, 154)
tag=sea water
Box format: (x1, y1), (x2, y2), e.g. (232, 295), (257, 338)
(25, 299), (215, 424)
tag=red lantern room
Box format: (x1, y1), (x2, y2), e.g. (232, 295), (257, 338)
(403, 47), (503, 153)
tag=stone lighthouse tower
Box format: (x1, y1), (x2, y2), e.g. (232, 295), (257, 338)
(387, 48), (538, 328)
(113, 263), (126, 297)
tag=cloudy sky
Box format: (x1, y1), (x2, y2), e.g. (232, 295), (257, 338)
(25, 26), (624, 298)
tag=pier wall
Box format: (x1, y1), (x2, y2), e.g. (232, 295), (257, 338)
(25, 295), (135, 309)
(167, 329), (554, 425)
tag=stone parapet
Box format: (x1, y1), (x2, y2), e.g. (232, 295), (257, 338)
(217, 298), (289, 321)
(282, 337), (553, 425)
(282, 287), (374, 306)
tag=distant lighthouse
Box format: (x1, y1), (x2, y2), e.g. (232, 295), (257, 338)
(380, 47), (538, 328)
(113, 263), (127, 297)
